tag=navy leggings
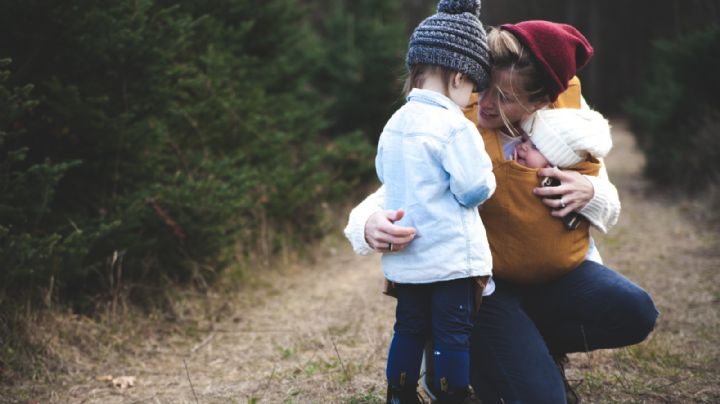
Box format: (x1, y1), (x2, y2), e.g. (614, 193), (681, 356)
(387, 278), (475, 393)
(470, 260), (659, 403)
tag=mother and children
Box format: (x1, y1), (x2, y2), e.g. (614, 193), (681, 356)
(343, 0), (659, 403)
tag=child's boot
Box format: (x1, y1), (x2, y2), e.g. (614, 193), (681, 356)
(386, 378), (425, 404)
(436, 385), (480, 404)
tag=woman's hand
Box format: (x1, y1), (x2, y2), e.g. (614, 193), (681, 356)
(533, 167), (594, 218)
(364, 208), (416, 252)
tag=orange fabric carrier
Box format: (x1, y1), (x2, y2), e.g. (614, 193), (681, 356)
(464, 77), (601, 283)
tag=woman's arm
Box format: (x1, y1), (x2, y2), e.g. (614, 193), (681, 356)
(531, 105), (619, 233)
(533, 160), (620, 233)
(343, 185), (417, 255)
(578, 160), (621, 233)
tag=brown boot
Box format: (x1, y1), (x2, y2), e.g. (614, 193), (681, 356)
(436, 385), (481, 404)
(386, 381), (426, 404)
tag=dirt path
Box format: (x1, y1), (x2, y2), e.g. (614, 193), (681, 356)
(7, 121), (719, 403)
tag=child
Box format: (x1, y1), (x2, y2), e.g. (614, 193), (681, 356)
(484, 107), (613, 283)
(375, 1), (495, 402)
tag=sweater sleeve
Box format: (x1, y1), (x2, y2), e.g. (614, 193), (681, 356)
(343, 185), (386, 255)
(579, 158), (621, 233)
(556, 103), (621, 233)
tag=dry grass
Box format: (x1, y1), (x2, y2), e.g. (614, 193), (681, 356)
(566, 119), (720, 403)
(2, 120), (719, 403)
(1, 235), (395, 403)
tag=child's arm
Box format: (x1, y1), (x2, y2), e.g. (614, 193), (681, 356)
(442, 121), (496, 208)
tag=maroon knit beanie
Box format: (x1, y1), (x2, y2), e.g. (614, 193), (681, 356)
(500, 20), (593, 101)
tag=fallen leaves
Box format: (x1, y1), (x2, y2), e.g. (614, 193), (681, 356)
(96, 374), (136, 389)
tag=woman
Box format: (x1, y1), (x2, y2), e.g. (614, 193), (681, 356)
(345, 21), (659, 403)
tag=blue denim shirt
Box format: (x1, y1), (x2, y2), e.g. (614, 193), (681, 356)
(376, 88), (496, 283)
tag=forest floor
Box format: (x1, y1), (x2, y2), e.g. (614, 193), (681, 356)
(3, 120), (719, 403)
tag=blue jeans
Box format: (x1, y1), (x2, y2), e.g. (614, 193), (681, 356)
(387, 277), (475, 392)
(470, 260), (659, 403)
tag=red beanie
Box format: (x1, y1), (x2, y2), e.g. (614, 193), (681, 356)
(500, 20), (593, 101)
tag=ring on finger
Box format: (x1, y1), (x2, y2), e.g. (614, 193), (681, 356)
(559, 197), (566, 209)
(388, 242), (393, 252)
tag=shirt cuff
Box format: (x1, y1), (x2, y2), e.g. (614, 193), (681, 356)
(579, 175), (621, 233)
(343, 193), (383, 256)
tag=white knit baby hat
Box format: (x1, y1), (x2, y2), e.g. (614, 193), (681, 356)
(520, 108), (613, 167)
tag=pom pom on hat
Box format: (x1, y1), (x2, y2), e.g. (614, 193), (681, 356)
(521, 108), (612, 167)
(437, 0), (481, 16)
(500, 21), (593, 101)
(407, 0), (491, 89)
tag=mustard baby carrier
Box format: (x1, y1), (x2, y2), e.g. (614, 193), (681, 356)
(465, 77), (601, 283)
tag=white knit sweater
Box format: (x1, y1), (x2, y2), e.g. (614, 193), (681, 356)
(344, 108), (621, 257)
(345, 167), (619, 256)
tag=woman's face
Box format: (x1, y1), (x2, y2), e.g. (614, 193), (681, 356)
(476, 68), (546, 130)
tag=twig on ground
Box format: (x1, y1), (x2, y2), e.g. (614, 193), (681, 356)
(654, 377), (689, 390)
(331, 337), (351, 384)
(252, 363), (277, 402)
(191, 332), (215, 354)
(183, 359), (199, 404)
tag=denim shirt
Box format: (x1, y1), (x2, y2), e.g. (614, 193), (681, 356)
(376, 88), (496, 283)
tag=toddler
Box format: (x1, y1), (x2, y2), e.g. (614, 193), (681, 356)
(375, 0), (495, 402)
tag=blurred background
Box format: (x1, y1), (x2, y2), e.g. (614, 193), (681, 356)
(0, 0), (718, 332)
(480, 0), (719, 112)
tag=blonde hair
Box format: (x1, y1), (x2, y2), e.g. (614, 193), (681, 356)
(487, 28), (551, 136)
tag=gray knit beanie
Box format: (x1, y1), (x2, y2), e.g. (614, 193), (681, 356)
(407, 0), (491, 89)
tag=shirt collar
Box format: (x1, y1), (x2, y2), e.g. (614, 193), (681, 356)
(407, 88), (462, 115)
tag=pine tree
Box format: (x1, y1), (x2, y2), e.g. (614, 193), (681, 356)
(0, 0), (376, 306)
(314, 0), (408, 143)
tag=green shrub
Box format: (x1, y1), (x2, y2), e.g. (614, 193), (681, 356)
(0, 0), (383, 309)
(625, 25), (720, 193)
(0, 59), (86, 298)
(314, 0), (408, 143)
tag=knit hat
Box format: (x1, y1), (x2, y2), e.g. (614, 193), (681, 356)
(500, 21), (593, 101)
(407, 0), (491, 89)
(521, 108), (612, 167)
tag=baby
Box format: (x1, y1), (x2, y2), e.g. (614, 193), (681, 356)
(481, 107), (613, 283)
(513, 108), (612, 171)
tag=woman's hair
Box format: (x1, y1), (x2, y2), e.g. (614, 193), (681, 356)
(487, 28), (549, 102)
(402, 64), (456, 97)
(487, 28), (552, 135)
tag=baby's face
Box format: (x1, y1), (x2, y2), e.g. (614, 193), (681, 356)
(514, 134), (550, 168)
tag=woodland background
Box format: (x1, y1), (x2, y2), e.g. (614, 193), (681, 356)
(1, 0), (718, 388)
